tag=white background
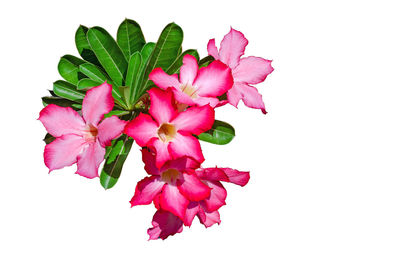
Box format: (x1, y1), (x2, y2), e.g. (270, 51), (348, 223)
(1, 0), (400, 266)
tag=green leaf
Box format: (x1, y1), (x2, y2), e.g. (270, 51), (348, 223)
(166, 49), (199, 74)
(100, 135), (133, 189)
(57, 55), (87, 85)
(125, 52), (142, 105)
(104, 110), (130, 118)
(117, 19), (146, 60)
(77, 78), (102, 90)
(198, 55), (215, 68)
(140, 42), (155, 61)
(42, 96), (82, 110)
(53, 80), (85, 103)
(197, 120), (235, 145)
(87, 26), (128, 86)
(75, 25), (101, 66)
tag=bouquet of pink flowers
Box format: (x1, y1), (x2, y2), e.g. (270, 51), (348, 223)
(39, 19), (273, 240)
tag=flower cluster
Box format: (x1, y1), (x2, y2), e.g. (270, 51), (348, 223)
(39, 26), (273, 240)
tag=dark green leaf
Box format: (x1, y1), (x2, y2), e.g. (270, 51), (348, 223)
(42, 96), (82, 110)
(43, 133), (55, 144)
(198, 55), (215, 68)
(104, 110), (130, 118)
(57, 55), (87, 85)
(77, 78), (102, 90)
(197, 120), (235, 145)
(166, 49), (199, 74)
(125, 52), (142, 105)
(53, 80), (85, 103)
(75, 25), (101, 66)
(117, 19), (146, 60)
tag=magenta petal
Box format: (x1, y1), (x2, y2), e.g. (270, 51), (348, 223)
(184, 202), (200, 226)
(198, 206), (221, 228)
(39, 104), (85, 137)
(228, 83), (267, 114)
(169, 133), (205, 164)
(193, 60), (233, 97)
(148, 88), (177, 125)
(160, 184), (189, 220)
(97, 116), (127, 147)
(149, 68), (180, 90)
(130, 176), (164, 206)
(161, 156), (201, 173)
(147, 210), (183, 240)
(141, 149), (160, 176)
(219, 28), (248, 69)
(196, 168), (229, 183)
(201, 180), (227, 212)
(179, 54), (198, 85)
(75, 141), (105, 178)
(233, 56), (274, 84)
(44, 134), (85, 172)
(178, 173), (211, 201)
(171, 88), (195, 106)
(82, 82), (114, 126)
(149, 138), (172, 169)
(171, 105), (214, 135)
(124, 113), (158, 147)
(219, 168), (250, 186)
(207, 39), (220, 60)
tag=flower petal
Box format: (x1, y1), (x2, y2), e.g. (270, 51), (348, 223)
(219, 168), (250, 186)
(160, 184), (189, 220)
(197, 167), (250, 186)
(147, 210), (183, 240)
(161, 156), (201, 173)
(179, 54), (198, 85)
(124, 113), (158, 147)
(149, 68), (180, 90)
(130, 176), (164, 206)
(201, 180), (227, 212)
(148, 138), (173, 169)
(227, 83), (267, 114)
(171, 88), (195, 106)
(178, 173), (211, 201)
(82, 82), (114, 126)
(44, 134), (85, 172)
(207, 39), (220, 60)
(97, 116), (127, 147)
(171, 105), (215, 135)
(184, 202), (200, 226)
(193, 60), (233, 97)
(141, 149), (160, 175)
(233, 56), (274, 84)
(198, 206), (221, 228)
(148, 88), (177, 125)
(39, 104), (85, 137)
(192, 96), (221, 108)
(75, 141), (105, 178)
(169, 133), (205, 164)
(219, 28), (248, 69)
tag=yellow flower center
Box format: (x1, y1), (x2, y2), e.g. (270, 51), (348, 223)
(180, 83), (198, 99)
(157, 123), (176, 143)
(161, 168), (180, 183)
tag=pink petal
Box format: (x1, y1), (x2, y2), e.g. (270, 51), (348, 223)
(233, 56), (274, 84)
(179, 54), (198, 85)
(159, 184), (189, 220)
(184, 202), (200, 226)
(148, 88), (178, 125)
(227, 83), (267, 114)
(219, 168), (250, 186)
(149, 68), (180, 90)
(193, 60), (233, 97)
(169, 133), (205, 164)
(82, 82), (114, 126)
(124, 113), (158, 147)
(75, 141), (105, 178)
(197, 167), (250, 186)
(178, 173), (211, 201)
(192, 96), (221, 108)
(171, 105), (214, 135)
(39, 104), (85, 137)
(130, 176), (164, 206)
(171, 88), (195, 106)
(44, 134), (85, 172)
(161, 156), (201, 173)
(219, 28), (248, 69)
(141, 149), (160, 175)
(147, 210), (183, 240)
(148, 138), (173, 169)
(198, 206), (221, 228)
(201, 180), (227, 212)
(207, 39), (220, 60)
(97, 116), (127, 147)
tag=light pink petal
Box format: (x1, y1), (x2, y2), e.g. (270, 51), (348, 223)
(171, 105), (214, 135)
(219, 28), (248, 69)
(178, 173), (211, 201)
(184, 202), (200, 226)
(147, 210), (183, 240)
(82, 82), (114, 126)
(171, 88), (195, 106)
(193, 60), (233, 97)
(39, 104), (85, 137)
(141, 149), (160, 175)
(44, 134), (85, 172)
(179, 54), (198, 85)
(148, 138), (173, 169)
(169, 133), (205, 164)
(201, 180), (227, 212)
(124, 113), (158, 147)
(161, 157), (201, 173)
(233, 56), (274, 84)
(75, 141), (105, 178)
(192, 96), (221, 108)
(149, 68), (181, 90)
(160, 184), (190, 220)
(207, 39), (220, 60)
(97, 116), (127, 147)
(219, 168), (250, 186)
(227, 83), (267, 114)
(148, 88), (177, 125)
(198, 206), (221, 228)
(130, 176), (164, 206)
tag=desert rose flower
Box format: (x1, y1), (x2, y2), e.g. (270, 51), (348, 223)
(38, 82), (127, 178)
(207, 28), (274, 113)
(124, 88), (214, 168)
(149, 54), (233, 108)
(147, 210), (183, 240)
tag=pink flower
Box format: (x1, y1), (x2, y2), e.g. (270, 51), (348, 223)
(207, 28), (274, 113)
(124, 88), (214, 168)
(149, 54), (233, 108)
(147, 210), (183, 240)
(38, 82), (127, 178)
(130, 149), (211, 220)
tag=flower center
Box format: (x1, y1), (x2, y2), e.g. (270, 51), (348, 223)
(161, 168), (180, 183)
(180, 83), (198, 99)
(157, 123), (176, 143)
(84, 124), (98, 142)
